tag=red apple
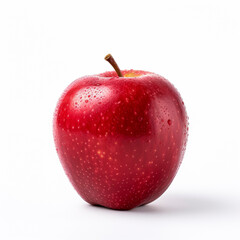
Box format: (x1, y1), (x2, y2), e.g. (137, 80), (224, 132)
(53, 54), (188, 210)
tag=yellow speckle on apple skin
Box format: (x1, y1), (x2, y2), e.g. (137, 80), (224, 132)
(124, 72), (142, 77)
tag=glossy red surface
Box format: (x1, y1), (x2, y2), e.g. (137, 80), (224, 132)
(53, 70), (188, 210)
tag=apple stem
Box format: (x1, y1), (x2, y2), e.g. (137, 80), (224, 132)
(104, 54), (123, 77)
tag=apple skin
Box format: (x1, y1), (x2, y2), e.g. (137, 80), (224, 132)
(53, 70), (188, 210)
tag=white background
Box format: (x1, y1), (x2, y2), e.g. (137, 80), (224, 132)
(0, 0), (240, 239)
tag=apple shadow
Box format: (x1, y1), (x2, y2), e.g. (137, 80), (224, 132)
(130, 193), (230, 216)
(85, 193), (231, 216)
